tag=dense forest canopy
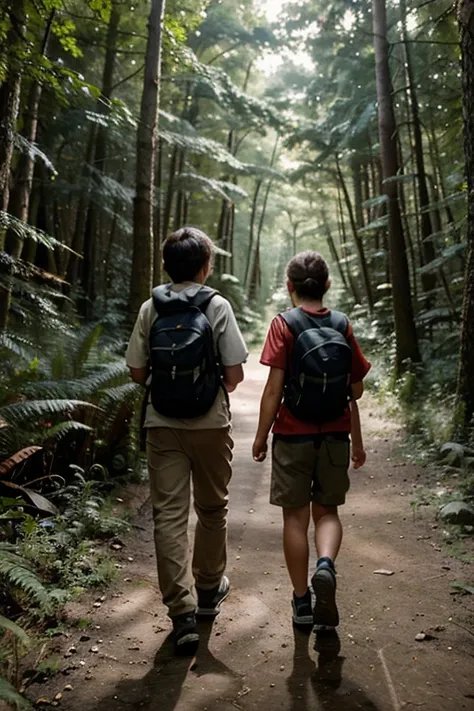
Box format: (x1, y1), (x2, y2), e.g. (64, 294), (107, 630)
(0, 0), (473, 431)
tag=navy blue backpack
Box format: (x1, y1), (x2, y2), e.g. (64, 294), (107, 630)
(281, 308), (352, 424)
(148, 285), (222, 419)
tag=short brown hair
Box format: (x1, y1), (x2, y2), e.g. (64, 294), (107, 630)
(163, 226), (213, 283)
(286, 251), (329, 300)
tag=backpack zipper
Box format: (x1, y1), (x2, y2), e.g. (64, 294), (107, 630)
(323, 373), (327, 393)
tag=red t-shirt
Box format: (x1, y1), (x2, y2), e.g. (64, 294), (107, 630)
(260, 307), (371, 435)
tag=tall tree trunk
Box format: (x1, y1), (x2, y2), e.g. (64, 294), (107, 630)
(0, 0), (25, 331)
(153, 137), (164, 285)
(248, 137), (279, 302)
(6, 9), (54, 260)
(373, 0), (421, 371)
(129, 0), (166, 319)
(244, 179), (262, 289)
(336, 158), (373, 311)
(337, 188), (361, 303)
(82, 4), (120, 315)
(400, 0), (437, 295)
(457, 0), (474, 427)
(321, 208), (349, 294)
(65, 128), (97, 284)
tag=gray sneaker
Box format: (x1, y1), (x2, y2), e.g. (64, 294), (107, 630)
(311, 565), (339, 630)
(196, 575), (230, 618)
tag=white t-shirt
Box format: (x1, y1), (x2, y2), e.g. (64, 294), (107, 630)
(125, 283), (248, 429)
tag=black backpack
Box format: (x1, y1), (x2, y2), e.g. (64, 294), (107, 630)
(148, 285), (222, 419)
(281, 308), (352, 424)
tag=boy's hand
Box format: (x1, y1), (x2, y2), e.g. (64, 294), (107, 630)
(351, 448), (366, 469)
(253, 436), (268, 462)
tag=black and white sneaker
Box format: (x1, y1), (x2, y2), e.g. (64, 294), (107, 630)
(172, 612), (199, 655)
(196, 575), (230, 618)
(292, 589), (314, 626)
(311, 561), (339, 630)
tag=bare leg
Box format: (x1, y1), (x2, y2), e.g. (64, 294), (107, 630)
(312, 503), (343, 562)
(283, 505), (311, 597)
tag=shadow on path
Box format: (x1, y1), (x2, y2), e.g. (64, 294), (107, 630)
(287, 627), (380, 711)
(94, 620), (241, 711)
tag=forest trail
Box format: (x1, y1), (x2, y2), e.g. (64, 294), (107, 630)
(33, 356), (474, 711)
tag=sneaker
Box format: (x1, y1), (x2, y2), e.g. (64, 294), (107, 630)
(196, 575), (230, 618)
(311, 561), (339, 630)
(292, 589), (314, 626)
(172, 612), (199, 655)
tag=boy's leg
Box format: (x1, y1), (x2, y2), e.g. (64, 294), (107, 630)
(271, 437), (315, 625)
(282, 505), (311, 597)
(312, 503), (343, 561)
(311, 436), (350, 629)
(189, 427), (233, 614)
(147, 428), (195, 618)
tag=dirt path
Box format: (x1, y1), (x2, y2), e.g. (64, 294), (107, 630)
(32, 356), (474, 711)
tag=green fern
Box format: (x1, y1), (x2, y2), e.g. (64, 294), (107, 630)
(44, 421), (94, 441)
(0, 615), (29, 645)
(0, 546), (54, 615)
(0, 677), (30, 710)
(0, 400), (99, 427)
(73, 324), (104, 377)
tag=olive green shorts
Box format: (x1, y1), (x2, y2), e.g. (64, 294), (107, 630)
(270, 434), (350, 508)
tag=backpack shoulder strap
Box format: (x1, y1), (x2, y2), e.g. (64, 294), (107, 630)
(151, 284), (218, 315)
(280, 308), (314, 338)
(328, 310), (349, 337)
(281, 308), (349, 339)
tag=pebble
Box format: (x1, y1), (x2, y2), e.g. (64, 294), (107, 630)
(64, 686), (73, 692)
(90, 646), (99, 653)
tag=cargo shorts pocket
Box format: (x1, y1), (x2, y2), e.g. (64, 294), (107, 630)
(313, 438), (350, 506)
(324, 437), (350, 468)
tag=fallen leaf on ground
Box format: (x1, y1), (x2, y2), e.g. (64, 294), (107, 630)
(374, 569), (394, 576)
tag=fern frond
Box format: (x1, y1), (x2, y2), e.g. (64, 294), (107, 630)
(0, 677), (30, 710)
(44, 421), (94, 440)
(0, 213), (70, 253)
(74, 324), (104, 377)
(0, 400), (99, 427)
(0, 614), (29, 644)
(14, 133), (57, 175)
(175, 172), (248, 201)
(0, 549), (53, 613)
(99, 382), (140, 406)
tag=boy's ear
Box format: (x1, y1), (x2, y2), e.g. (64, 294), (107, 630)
(287, 279), (295, 294)
(325, 279), (331, 293)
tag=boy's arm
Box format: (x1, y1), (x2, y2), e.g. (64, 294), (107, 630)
(223, 364), (244, 392)
(253, 367), (285, 462)
(350, 382), (366, 469)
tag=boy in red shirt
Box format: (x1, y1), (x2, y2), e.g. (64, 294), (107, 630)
(252, 251), (370, 631)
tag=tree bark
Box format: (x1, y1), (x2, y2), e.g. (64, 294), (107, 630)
(400, 0), (437, 296)
(337, 187), (361, 303)
(321, 208), (350, 294)
(336, 157), (373, 311)
(6, 9), (54, 260)
(129, 0), (166, 319)
(0, 0), (25, 331)
(81, 4), (121, 314)
(457, 0), (474, 427)
(244, 179), (262, 289)
(373, 0), (421, 371)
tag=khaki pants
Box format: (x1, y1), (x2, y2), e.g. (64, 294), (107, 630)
(146, 427), (233, 617)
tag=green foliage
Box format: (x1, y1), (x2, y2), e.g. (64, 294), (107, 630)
(0, 677), (30, 710)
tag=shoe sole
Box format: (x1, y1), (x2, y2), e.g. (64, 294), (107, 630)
(196, 586), (230, 618)
(311, 568), (339, 630)
(175, 632), (200, 656)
